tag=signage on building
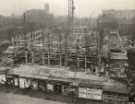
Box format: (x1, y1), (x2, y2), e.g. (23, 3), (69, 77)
(47, 84), (54, 91)
(78, 87), (102, 100)
(19, 78), (25, 89)
(0, 74), (6, 84)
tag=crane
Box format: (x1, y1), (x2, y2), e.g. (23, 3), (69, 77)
(68, 0), (75, 31)
(64, 0), (75, 66)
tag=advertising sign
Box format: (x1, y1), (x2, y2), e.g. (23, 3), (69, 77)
(47, 84), (54, 91)
(79, 87), (102, 100)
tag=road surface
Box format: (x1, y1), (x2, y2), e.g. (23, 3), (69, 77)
(0, 84), (73, 104)
(0, 92), (67, 104)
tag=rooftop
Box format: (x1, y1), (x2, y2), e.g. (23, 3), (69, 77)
(7, 64), (129, 94)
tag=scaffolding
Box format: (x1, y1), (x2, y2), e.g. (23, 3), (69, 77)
(9, 0), (98, 73)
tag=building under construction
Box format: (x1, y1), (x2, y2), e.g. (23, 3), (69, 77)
(0, 0), (131, 104)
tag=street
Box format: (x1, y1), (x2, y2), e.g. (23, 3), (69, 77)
(0, 85), (72, 104)
(0, 92), (67, 104)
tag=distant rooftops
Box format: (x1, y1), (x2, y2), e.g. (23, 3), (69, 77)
(99, 9), (135, 25)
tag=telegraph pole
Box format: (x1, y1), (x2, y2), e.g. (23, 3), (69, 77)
(24, 13), (28, 64)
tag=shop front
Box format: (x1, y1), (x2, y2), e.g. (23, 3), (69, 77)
(46, 78), (72, 95)
(103, 80), (129, 104)
(103, 92), (129, 104)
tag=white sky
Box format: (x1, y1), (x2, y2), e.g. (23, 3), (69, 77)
(0, 0), (135, 17)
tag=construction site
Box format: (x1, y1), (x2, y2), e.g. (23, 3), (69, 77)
(0, 0), (135, 104)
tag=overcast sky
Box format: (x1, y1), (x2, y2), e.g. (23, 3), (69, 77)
(0, 0), (135, 17)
